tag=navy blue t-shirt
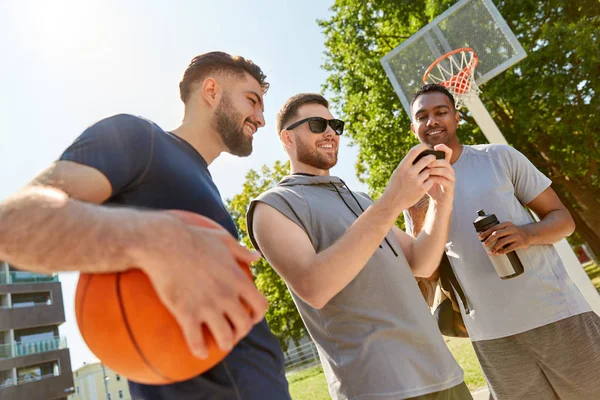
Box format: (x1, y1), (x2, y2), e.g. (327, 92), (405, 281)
(61, 114), (290, 400)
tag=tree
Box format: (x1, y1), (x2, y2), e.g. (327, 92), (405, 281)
(319, 0), (600, 255)
(226, 161), (307, 351)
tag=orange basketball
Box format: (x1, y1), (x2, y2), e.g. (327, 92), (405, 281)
(75, 210), (253, 384)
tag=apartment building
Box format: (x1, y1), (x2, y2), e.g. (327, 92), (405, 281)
(69, 363), (131, 400)
(0, 260), (74, 399)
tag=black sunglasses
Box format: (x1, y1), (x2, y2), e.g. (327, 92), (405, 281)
(286, 117), (345, 136)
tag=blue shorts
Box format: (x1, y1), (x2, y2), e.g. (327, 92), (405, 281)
(129, 321), (291, 400)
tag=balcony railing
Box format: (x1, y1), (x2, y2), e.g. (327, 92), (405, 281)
(0, 272), (58, 284)
(0, 336), (67, 359)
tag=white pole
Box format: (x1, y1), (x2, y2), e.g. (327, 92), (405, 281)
(464, 96), (600, 316)
(463, 97), (508, 145)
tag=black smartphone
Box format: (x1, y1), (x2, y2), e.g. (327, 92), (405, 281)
(413, 149), (446, 165)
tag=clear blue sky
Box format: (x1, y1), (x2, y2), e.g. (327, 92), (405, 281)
(0, 0), (368, 370)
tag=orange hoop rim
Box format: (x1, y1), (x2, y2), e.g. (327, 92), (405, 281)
(423, 47), (479, 85)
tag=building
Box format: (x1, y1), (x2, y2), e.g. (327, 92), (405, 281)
(0, 261), (74, 399)
(69, 363), (130, 400)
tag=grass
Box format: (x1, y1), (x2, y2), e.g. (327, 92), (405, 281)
(444, 337), (487, 391)
(583, 262), (600, 292)
(288, 263), (600, 399)
(287, 340), (486, 400)
(287, 366), (330, 400)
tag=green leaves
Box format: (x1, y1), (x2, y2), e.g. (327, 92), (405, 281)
(320, 0), (600, 256)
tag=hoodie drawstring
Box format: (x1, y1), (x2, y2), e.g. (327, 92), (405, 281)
(330, 181), (399, 257)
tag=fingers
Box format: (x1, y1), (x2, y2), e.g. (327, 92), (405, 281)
(178, 313), (208, 359)
(405, 143), (433, 163)
(402, 144), (435, 169)
(425, 176), (454, 192)
(212, 250), (268, 324)
(237, 279), (269, 324)
(495, 242), (520, 254)
(491, 236), (516, 253)
(433, 144), (453, 162)
(413, 154), (438, 173)
(426, 165), (455, 182)
(202, 308), (235, 353)
(481, 223), (512, 245)
(223, 239), (261, 265)
(189, 226), (261, 265)
(224, 297), (254, 343)
(479, 222), (510, 241)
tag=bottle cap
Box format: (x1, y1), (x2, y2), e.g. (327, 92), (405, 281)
(473, 209), (499, 232)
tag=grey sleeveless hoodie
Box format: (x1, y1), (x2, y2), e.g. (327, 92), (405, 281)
(247, 174), (463, 400)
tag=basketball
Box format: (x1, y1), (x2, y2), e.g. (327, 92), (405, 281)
(74, 210), (253, 384)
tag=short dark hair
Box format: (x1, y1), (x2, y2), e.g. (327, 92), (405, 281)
(276, 93), (329, 134)
(410, 83), (456, 111)
(179, 52), (269, 103)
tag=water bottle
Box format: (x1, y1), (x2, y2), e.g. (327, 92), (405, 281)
(473, 209), (524, 279)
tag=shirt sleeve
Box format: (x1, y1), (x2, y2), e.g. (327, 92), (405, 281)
(499, 145), (552, 205)
(59, 114), (153, 196)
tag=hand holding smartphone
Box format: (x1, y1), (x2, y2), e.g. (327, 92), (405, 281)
(412, 149), (446, 165)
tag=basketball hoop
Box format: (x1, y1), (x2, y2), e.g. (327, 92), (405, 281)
(423, 48), (480, 109)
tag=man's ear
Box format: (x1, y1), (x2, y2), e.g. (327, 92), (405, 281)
(280, 130), (295, 149)
(454, 110), (460, 125)
(201, 77), (221, 107)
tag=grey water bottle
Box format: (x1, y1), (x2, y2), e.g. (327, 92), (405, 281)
(473, 209), (524, 279)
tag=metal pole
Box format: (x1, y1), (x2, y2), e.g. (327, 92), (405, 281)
(101, 363), (110, 400)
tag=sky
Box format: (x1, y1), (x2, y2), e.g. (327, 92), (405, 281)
(0, 0), (370, 371)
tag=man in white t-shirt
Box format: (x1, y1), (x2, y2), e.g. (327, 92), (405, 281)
(405, 84), (600, 400)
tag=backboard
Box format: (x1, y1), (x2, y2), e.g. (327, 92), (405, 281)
(380, 0), (526, 117)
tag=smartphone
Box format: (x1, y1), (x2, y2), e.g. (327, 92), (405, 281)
(413, 149), (446, 165)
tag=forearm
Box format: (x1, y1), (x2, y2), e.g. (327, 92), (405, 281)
(300, 195), (401, 308)
(0, 186), (154, 274)
(523, 209), (575, 246)
(409, 201), (452, 278)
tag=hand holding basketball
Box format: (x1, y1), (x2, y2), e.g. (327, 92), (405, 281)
(137, 210), (265, 358)
(75, 210), (267, 384)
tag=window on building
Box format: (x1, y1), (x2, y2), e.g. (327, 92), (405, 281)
(119, 389), (124, 398)
(17, 361), (57, 384)
(0, 294), (8, 308)
(116, 374), (121, 381)
(0, 369), (14, 388)
(76, 386), (79, 394)
(11, 291), (52, 308)
(108, 394), (112, 400)
(14, 326), (58, 343)
(0, 332), (9, 358)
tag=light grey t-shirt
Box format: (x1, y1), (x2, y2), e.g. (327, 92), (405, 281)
(248, 175), (464, 400)
(405, 144), (590, 341)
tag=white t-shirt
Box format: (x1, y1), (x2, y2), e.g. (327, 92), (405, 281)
(406, 144), (591, 341)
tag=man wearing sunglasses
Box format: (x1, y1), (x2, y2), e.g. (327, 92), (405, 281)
(246, 93), (472, 400)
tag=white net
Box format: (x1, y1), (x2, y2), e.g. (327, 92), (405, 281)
(424, 49), (480, 109)
(381, 0), (527, 116)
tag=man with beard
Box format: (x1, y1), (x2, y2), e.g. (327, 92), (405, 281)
(246, 93), (472, 400)
(405, 83), (600, 400)
(0, 52), (291, 400)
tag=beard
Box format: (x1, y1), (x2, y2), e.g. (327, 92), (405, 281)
(296, 137), (338, 170)
(213, 93), (253, 157)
